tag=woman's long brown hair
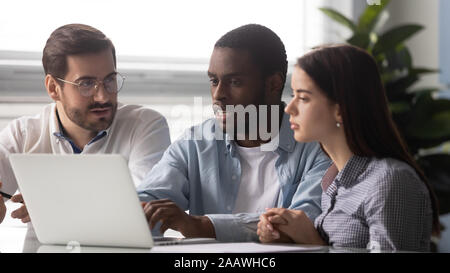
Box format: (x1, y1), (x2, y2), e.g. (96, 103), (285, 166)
(297, 44), (440, 235)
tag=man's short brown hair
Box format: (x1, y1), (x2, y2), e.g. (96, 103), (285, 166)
(42, 24), (116, 79)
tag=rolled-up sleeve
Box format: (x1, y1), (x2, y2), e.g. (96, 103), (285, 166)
(136, 141), (190, 211)
(206, 213), (260, 242)
(289, 146), (330, 222)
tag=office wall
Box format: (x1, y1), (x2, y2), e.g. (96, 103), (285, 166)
(439, 0), (450, 88)
(382, 0), (440, 89)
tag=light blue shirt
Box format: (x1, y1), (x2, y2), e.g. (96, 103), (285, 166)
(137, 112), (331, 242)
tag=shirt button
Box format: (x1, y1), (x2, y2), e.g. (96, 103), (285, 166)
(55, 139), (60, 144)
(227, 205), (232, 211)
(287, 144), (291, 149)
(231, 175), (237, 180)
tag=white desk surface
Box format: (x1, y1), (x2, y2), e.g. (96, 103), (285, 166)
(0, 201), (327, 253)
(2, 201), (450, 253)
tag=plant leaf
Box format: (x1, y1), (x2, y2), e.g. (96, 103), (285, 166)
(407, 88), (440, 96)
(385, 73), (419, 101)
(407, 111), (450, 139)
(389, 101), (411, 114)
(373, 24), (424, 56)
(357, 0), (390, 33)
(346, 32), (371, 50)
(319, 8), (357, 32)
(405, 93), (450, 140)
(410, 67), (440, 75)
(384, 44), (412, 70)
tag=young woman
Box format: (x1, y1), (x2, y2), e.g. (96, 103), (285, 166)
(257, 44), (439, 252)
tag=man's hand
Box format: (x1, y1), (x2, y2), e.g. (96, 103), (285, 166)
(10, 193), (30, 223)
(0, 182), (6, 224)
(142, 199), (215, 238)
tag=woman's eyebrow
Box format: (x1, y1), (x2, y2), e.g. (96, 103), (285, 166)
(294, 89), (313, 94)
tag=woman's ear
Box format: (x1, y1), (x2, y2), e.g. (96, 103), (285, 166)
(45, 75), (60, 101)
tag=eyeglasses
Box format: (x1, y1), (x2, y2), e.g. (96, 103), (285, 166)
(56, 72), (125, 97)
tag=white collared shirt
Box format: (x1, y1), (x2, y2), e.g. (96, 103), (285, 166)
(0, 103), (171, 196)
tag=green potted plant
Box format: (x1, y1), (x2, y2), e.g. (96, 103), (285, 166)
(319, 0), (450, 214)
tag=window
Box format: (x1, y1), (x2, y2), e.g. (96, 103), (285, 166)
(0, 0), (356, 139)
(0, 0), (355, 59)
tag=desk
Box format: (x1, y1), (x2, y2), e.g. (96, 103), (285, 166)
(0, 225), (330, 253)
(2, 201), (449, 253)
(0, 201), (328, 253)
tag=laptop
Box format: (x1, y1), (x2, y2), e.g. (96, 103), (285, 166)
(9, 154), (215, 248)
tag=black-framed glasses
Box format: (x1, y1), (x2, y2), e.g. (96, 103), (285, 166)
(56, 72), (125, 97)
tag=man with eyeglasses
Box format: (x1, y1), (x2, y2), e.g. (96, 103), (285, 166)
(0, 24), (171, 224)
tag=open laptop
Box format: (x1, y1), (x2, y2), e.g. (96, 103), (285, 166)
(9, 154), (216, 248)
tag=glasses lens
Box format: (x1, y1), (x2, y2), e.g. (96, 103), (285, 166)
(103, 73), (124, 93)
(78, 79), (96, 96)
(103, 74), (117, 93)
(116, 73), (124, 92)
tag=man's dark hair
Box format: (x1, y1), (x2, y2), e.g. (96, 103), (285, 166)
(42, 24), (116, 79)
(214, 24), (288, 94)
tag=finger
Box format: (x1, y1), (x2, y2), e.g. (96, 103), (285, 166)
(143, 199), (175, 213)
(266, 208), (298, 223)
(261, 222), (280, 240)
(258, 220), (278, 239)
(11, 205), (28, 219)
(11, 194), (24, 203)
(259, 214), (273, 231)
(259, 235), (271, 243)
(149, 207), (170, 230)
(159, 221), (172, 235)
(259, 229), (279, 243)
(257, 218), (268, 232)
(21, 215), (31, 223)
(143, 202), (167, 222)
(263, 208), (287, 218)
(268, 215), (288, 225)
(258, 230), (272, 243)
(265, 207), (286, 215)
(257, 220), (269, 235)
(271, 230), (280, 239)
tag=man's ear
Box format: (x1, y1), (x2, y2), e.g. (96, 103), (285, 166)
(45, 74), (61, 101)
(265, 72), (284, 100)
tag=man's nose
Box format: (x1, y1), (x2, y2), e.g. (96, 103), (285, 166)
(212, 82), (226, 101)
(93, 82), (110, 102)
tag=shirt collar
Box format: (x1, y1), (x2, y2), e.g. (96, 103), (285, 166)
(225, 102), (296, 153)
(52, 105), (109, 146)
(321, 163), (339, 192)
(334, 155), (370, 188)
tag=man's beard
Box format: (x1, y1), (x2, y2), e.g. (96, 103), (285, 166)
(214, 90), (267, 140)
(63, 102), (117, 132)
